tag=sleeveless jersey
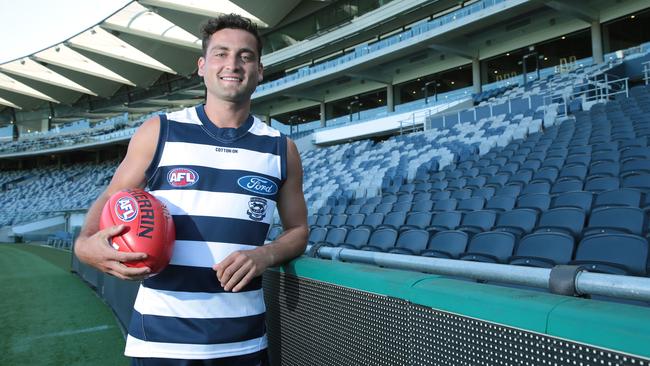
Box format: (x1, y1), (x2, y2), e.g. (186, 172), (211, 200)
(124, 104), (287, 360)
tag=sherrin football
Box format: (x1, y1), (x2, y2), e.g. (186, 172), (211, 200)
(100, 188), (175, 274)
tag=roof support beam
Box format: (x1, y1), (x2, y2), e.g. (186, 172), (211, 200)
(0, 72), (59, 103)
(33, 45), (136, 86)
(139, 98), (201, 107)
(175, 89), (205, 97)
(428, 43), (477, 60)
(543, 0), (599, 23)
(139, 0), (266, 26)
(0, 58), (97, 96)
(102, 2), (201, 51)
(0, 97), (21, 110)
(281, 92), (323, 103)
(346, 72), (393, 84)
(68, 27), (177, 74)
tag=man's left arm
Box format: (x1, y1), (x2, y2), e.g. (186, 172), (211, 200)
(214, 138), (309, 292)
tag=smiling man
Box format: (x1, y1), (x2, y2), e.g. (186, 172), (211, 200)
(74, 13), (308, 366)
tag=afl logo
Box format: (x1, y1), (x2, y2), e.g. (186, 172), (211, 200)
(168, 168), (199, 187)
(237, 175), (278, 196)
(114, 197), (138, 222)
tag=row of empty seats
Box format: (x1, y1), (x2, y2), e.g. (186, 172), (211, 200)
(288, 84), (650, 280)
(282, 226), (647, 277)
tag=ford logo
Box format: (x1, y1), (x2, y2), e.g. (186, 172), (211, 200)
(237, 175), (278, 196)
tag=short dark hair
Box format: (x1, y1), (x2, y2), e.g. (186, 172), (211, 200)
(200, 14), (263, 58)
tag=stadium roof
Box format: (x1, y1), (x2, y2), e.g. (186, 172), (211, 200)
(0, 0), (304, 115)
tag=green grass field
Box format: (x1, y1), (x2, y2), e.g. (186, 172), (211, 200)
(0, 243), (129, 366)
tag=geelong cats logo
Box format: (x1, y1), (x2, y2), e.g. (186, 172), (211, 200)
(247, 197), (268, 221)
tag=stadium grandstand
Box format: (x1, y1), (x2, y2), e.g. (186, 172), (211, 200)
(2, 0), (650, 364)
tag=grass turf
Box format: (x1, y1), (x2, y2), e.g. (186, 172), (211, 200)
(0, 243), (129, 366)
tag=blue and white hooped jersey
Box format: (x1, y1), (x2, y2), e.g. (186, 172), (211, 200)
(124, 105), (287, 360)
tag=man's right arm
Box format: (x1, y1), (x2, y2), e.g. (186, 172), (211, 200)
(74, 117), (160, 281)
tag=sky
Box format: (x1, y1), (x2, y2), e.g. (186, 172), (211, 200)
(0, 0), (131, 64)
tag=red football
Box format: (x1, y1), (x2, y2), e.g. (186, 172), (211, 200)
(100, 188), (175, 274)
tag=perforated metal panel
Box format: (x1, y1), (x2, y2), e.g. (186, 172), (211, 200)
(264, 271), (409, 366)
(263, 271), (650, 366)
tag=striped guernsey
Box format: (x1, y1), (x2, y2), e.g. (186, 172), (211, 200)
(124, 104), (287, 360)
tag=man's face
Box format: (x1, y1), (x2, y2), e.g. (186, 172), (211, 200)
(198, 28), (263, 104)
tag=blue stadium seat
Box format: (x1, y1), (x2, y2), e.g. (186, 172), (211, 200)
(338, 227), (371, 250)
(494, 209), (538, 237)
(361, 228), (399, 252)
(621, 159), (650, 177)
(345, 204), (362, 215)
(308, 227), (328, 244)
(389, 230), (430, 255)
(535, 207), (585, 237)
(401, 212), (432, 232)
(583, 206), (645, 236)
(593, 189), (642, 208)
(412, 199), (434, 212)
(317, 206), (332, 215)
(622, 174), (650, 192)
(551, 179), (583, 194)
(343, 213), (365, 229)
(413, 192), (432, 201)
(584, 176), (620, 193)
(392, 201), (412, 212)
(565, 154), (591, 167)
(509, 232), (575, 268)
(308, 215), (318, 226)
(551, 191), (593, 213)
(331, 205), (347, 215)
(396, 193), (414, 203)
(485, 195), (516, 212)
(429, 180), (449, 191)
(457, 197), (485, 212)
(421, 230), (469, 259)
(433, 198), (458, 212)
(327, 214), (348, 228)
(572, 233), (649, 276)
(378, 211), (407, 230)
(541, 157), (565, 170)
(588, 161), (620, 178)
(456, 210), (497, 235)
(359, 212), (385, 230)
(532, 167), (559, 184)
(373, 203), (393, 214)
(460, 231), (517, 263)
(431, 190), (451, 200)
(508, 171), (533, 187)
(381, 195), (398, 204)
(471, 186), (495, 200)
(451, 188), (473, 200)
(559, 165), (587, 181)
(319, 227), (348, 247)
(312, 214), (332, 228)
(495, 185), (521, 198)
(516, 193), (551, 212)
(427, 211), (462, 234)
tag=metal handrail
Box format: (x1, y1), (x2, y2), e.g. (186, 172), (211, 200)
(571, 75), (629, 103)
(312, 245), (650, 302)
